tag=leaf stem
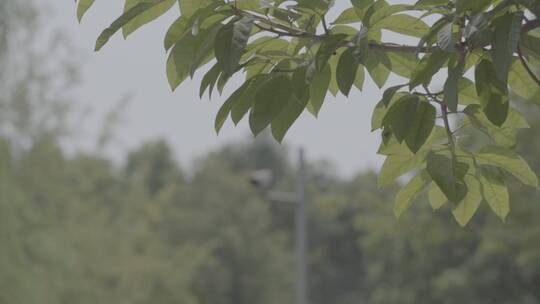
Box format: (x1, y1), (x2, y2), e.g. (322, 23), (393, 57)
(441, 103), (458, 160)
(321, 15), (330, 35)
(517, 43), (540, 88)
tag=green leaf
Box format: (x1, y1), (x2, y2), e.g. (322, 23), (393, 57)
(216, 68), (232, 94)
(426, 153), (469, 203)
(164, 4), (225, 51)
(95, 0), (168, 51)
(351, 0), (376, 19)
(475, 146), (539, 188)
(428, 182), (447, 210)
(236, 0), (261, 10)
(372, 14), (429, 38)
(381, 95), (435, 152)
(362, 0), (389, 25)
(122, 0), (176, 38)
(509, 57), (540, 100)
(369, 4), (412, 25)
(291, 66), (310, 99)
(378, 149), (427, 187)
(166, 51), (182, 90)
(179, 0), (212, 17)
(354, 64), (365, 91)
(199, 63), (222, 98)
(371, 91), (407, 131)
(474, 59), (509, 126)
(249, 76), (293, 135)
(464, 105), (528, 148)
(458, 77), (480, 105)
(215, 17), (254, 75)
(409, 49), (449, 89)
(271, 94), (308, 143)
(418, 17), (450, 50)
(456, 0), (491, 14)
(475, 59), (495, 107)
(167, 25), (218, 90)
(479, 167), (510, 221)
(326, 50), (341, 97)
(164, 16), (190, 51)
(483, 92), (509, 127)
(364, 51), (391, 88)
(491, 12), (523, 84)
(315, 34), (348, 71)
(382, 85), (407, 107)
(437, 22), (456, 52)
(308, 63), (331, 117)
(394, 170), (430, 218)
(215, 83), (250, 133)
(464, 13), (490, 39)
(405, 101), (436, 153)
(443, 55), (465, 112)
(382, 95), (419, 143)
(231, 76), (268, 124)
(414, 0), (448, 9)
(452, 173), (482, 227)
(336, 48), (359, 96)
(386, 52), (417, 78)
(333, 7), (362, 24)
(378, 127), (446, 187)
(77, 0), (96, 22)
(190, 25), (222, 77)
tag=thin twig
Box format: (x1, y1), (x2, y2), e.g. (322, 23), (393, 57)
(522, 19), (540, 33)
(321, 16), (330, 35)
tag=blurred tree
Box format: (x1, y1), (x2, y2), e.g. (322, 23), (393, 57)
(125, 140), (184, 196)
(212, 131), (290, 182)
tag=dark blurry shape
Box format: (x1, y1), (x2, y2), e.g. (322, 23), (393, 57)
(250, 169), (274, 190)
(125, 140), (183, 195)
(96, 94), (131, 151)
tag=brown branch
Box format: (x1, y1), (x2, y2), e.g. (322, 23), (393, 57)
(253, 23), (308, 38)
(369, 43), (430, 53)
(244, 6), (540, 57)
(517, 44), (540, 87)
(522, 19), (540, 33)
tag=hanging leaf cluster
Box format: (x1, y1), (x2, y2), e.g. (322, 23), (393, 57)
(76, 0), (540, 226)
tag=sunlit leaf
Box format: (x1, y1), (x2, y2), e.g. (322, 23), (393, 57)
(394, 170), (430, 218)
(476, 146), (539, 188)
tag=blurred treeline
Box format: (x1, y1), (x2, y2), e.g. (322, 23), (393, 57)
(3, 2), (540, 304)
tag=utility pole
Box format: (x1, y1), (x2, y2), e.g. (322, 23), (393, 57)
(250, 148), (309, 304)
(295, 148), (308, 304)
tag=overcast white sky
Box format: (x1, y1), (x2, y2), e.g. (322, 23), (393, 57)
(45, 0), (391, 176)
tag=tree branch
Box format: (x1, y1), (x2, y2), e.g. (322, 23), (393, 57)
(243, 7), (540, 57)
(369, 43), (429, 53)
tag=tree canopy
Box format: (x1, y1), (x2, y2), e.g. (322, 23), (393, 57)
(76, 0), (540, 226)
